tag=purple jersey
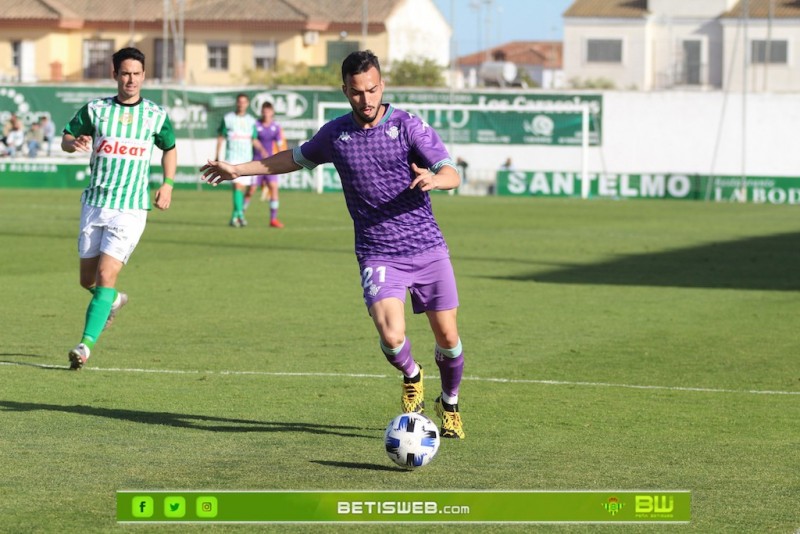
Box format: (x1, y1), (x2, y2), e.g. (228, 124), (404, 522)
(293, 104), (456, 258)
(254, 120), (284, 160)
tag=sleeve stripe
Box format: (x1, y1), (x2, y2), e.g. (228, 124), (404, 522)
(292, 146), (318, 170)
(431, 158), (457, 173)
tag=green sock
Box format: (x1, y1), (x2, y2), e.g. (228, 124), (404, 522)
(233, 189), (244, 219)
(80, 286), (117, 349)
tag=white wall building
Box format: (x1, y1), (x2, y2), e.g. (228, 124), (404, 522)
(386, 0), (451, 67)
(563, 0), (800, 92)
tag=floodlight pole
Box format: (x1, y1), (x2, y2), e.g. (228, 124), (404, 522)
(740, 0), (748, 200)
(361, 0), (368, 48)
(581, 104), (589, 199)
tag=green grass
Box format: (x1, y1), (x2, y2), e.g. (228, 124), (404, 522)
(1, 189), (798, 533)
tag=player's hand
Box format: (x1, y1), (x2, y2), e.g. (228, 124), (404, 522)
(200, 159), (238, 186)
(154, 183), (173, 210)
(71, 135), (93, 152)
(409, 163), (437, 191)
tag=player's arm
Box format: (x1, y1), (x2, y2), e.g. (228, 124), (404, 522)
(251, 123), (268, 158)
(214, 135), (224, 161)
(61, 133), (93, 153)
(253, 138), (267, 159)
(154, 147), (177, 210)
(201, 149), (300, 185)
(410, 162), (461, 192)
(407, 115), (461, 192)
(61, 105), (93, 153)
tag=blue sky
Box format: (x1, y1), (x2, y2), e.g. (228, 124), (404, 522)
(432, 0), (574, 57)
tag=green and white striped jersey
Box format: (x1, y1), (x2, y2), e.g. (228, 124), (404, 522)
(218, 112), (257, 164)
(65, 96), (176, 210)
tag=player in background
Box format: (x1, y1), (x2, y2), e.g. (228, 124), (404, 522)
(61, 46), (176, 369)
(254, 101), (287, 228)
(201, 50), (466, 439)
(215, 93), (265, 227)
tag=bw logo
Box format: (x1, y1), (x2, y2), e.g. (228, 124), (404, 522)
(635, 495), (674, 514)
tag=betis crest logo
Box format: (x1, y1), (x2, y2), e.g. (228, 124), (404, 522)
(119, 112), (133, 125)
(603, 496), (624, 516)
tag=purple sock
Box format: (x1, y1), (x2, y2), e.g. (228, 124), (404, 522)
(382, 338), (417, 377)
(435, 346), (464, 398)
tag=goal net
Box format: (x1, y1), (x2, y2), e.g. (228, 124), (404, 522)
(315, 100), (599, 196)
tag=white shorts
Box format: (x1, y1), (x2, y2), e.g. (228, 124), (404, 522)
(233, 175), (256, 186)
(78, 204), (148, 264)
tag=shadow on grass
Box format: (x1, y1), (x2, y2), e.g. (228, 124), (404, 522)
(494, 232), (800, 291)
(0, 400), (371, 438)
(310, 460), (403, 472)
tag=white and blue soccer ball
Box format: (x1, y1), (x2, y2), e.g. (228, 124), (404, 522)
(384, 412), (440, 469)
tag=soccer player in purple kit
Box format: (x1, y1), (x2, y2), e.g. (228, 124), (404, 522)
(254, 101), (287, 228)
(200, 50), (465, 439)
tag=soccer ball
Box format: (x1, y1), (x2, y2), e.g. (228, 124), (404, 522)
(384, 412), (440, 469)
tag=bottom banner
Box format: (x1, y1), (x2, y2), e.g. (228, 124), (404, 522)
(117, 490), (690, 523)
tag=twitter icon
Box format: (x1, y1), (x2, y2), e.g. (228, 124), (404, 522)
(164, 496), (186, 518)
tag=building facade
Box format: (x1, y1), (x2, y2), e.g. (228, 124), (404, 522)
(0, 0), (451, 85)
(563, 0), (800, 91)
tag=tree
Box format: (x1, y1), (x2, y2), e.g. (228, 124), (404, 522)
(388, 58), (446, 87)
(246, 62), (341, 87)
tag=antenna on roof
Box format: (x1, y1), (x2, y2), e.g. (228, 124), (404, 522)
(128, 0), (135, 47)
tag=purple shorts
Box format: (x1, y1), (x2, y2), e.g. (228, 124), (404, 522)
(256, 175), (278, 187)
(358, 248), (459, 314)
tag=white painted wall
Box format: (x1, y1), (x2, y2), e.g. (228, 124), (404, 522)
(158, 91), (800, 184)
(721, 19), (800, 92)
(563, 20), (649, 89)
(648, 18), (724, 88)
(565, 2), (800, 92)
(444, 91), (800, 180)
(385, 0), (451, 67)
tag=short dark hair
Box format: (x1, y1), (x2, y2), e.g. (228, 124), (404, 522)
(341, 50), (381, 83)
(112, 47), (145, 73)
(261, 102), (274, 110)
(236, 93), (249, 101)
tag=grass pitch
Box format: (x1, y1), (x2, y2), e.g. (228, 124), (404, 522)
(0, 189), (798, 533)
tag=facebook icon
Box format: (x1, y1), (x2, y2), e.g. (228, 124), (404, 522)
(131, 496), (154, 518)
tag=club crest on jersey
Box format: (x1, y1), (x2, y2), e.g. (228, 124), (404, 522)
(338, 131), (351, 142)
(119, 113), (133, 125)
(386, 126), (399, 140)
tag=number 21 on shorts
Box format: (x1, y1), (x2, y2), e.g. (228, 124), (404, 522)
(361, 265), (386, 288)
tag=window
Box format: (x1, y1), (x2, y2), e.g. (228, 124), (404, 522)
(327, 41), (359, 67)
(154, 38), (185, 80)
(751, 40), (788, 64)
(12, 41), (20, 69)
(682, 40), (702, 85)
(253, 41), (277, 70)
(207, 43), (228, 70)
(83, 39), (114, 79)
(586, 39), (622, 63)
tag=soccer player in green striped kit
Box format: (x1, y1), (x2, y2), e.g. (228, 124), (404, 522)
(216, 93), (265, 227)
(61, 47), (177, 369)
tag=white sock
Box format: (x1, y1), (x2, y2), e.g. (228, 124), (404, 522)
(406, 363), (420, 380)
(441, 392), (458, 405)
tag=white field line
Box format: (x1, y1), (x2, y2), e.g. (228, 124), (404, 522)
(1, 361), (798, 396)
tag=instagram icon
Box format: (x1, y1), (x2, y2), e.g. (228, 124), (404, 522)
(196, 496), (218, 518)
